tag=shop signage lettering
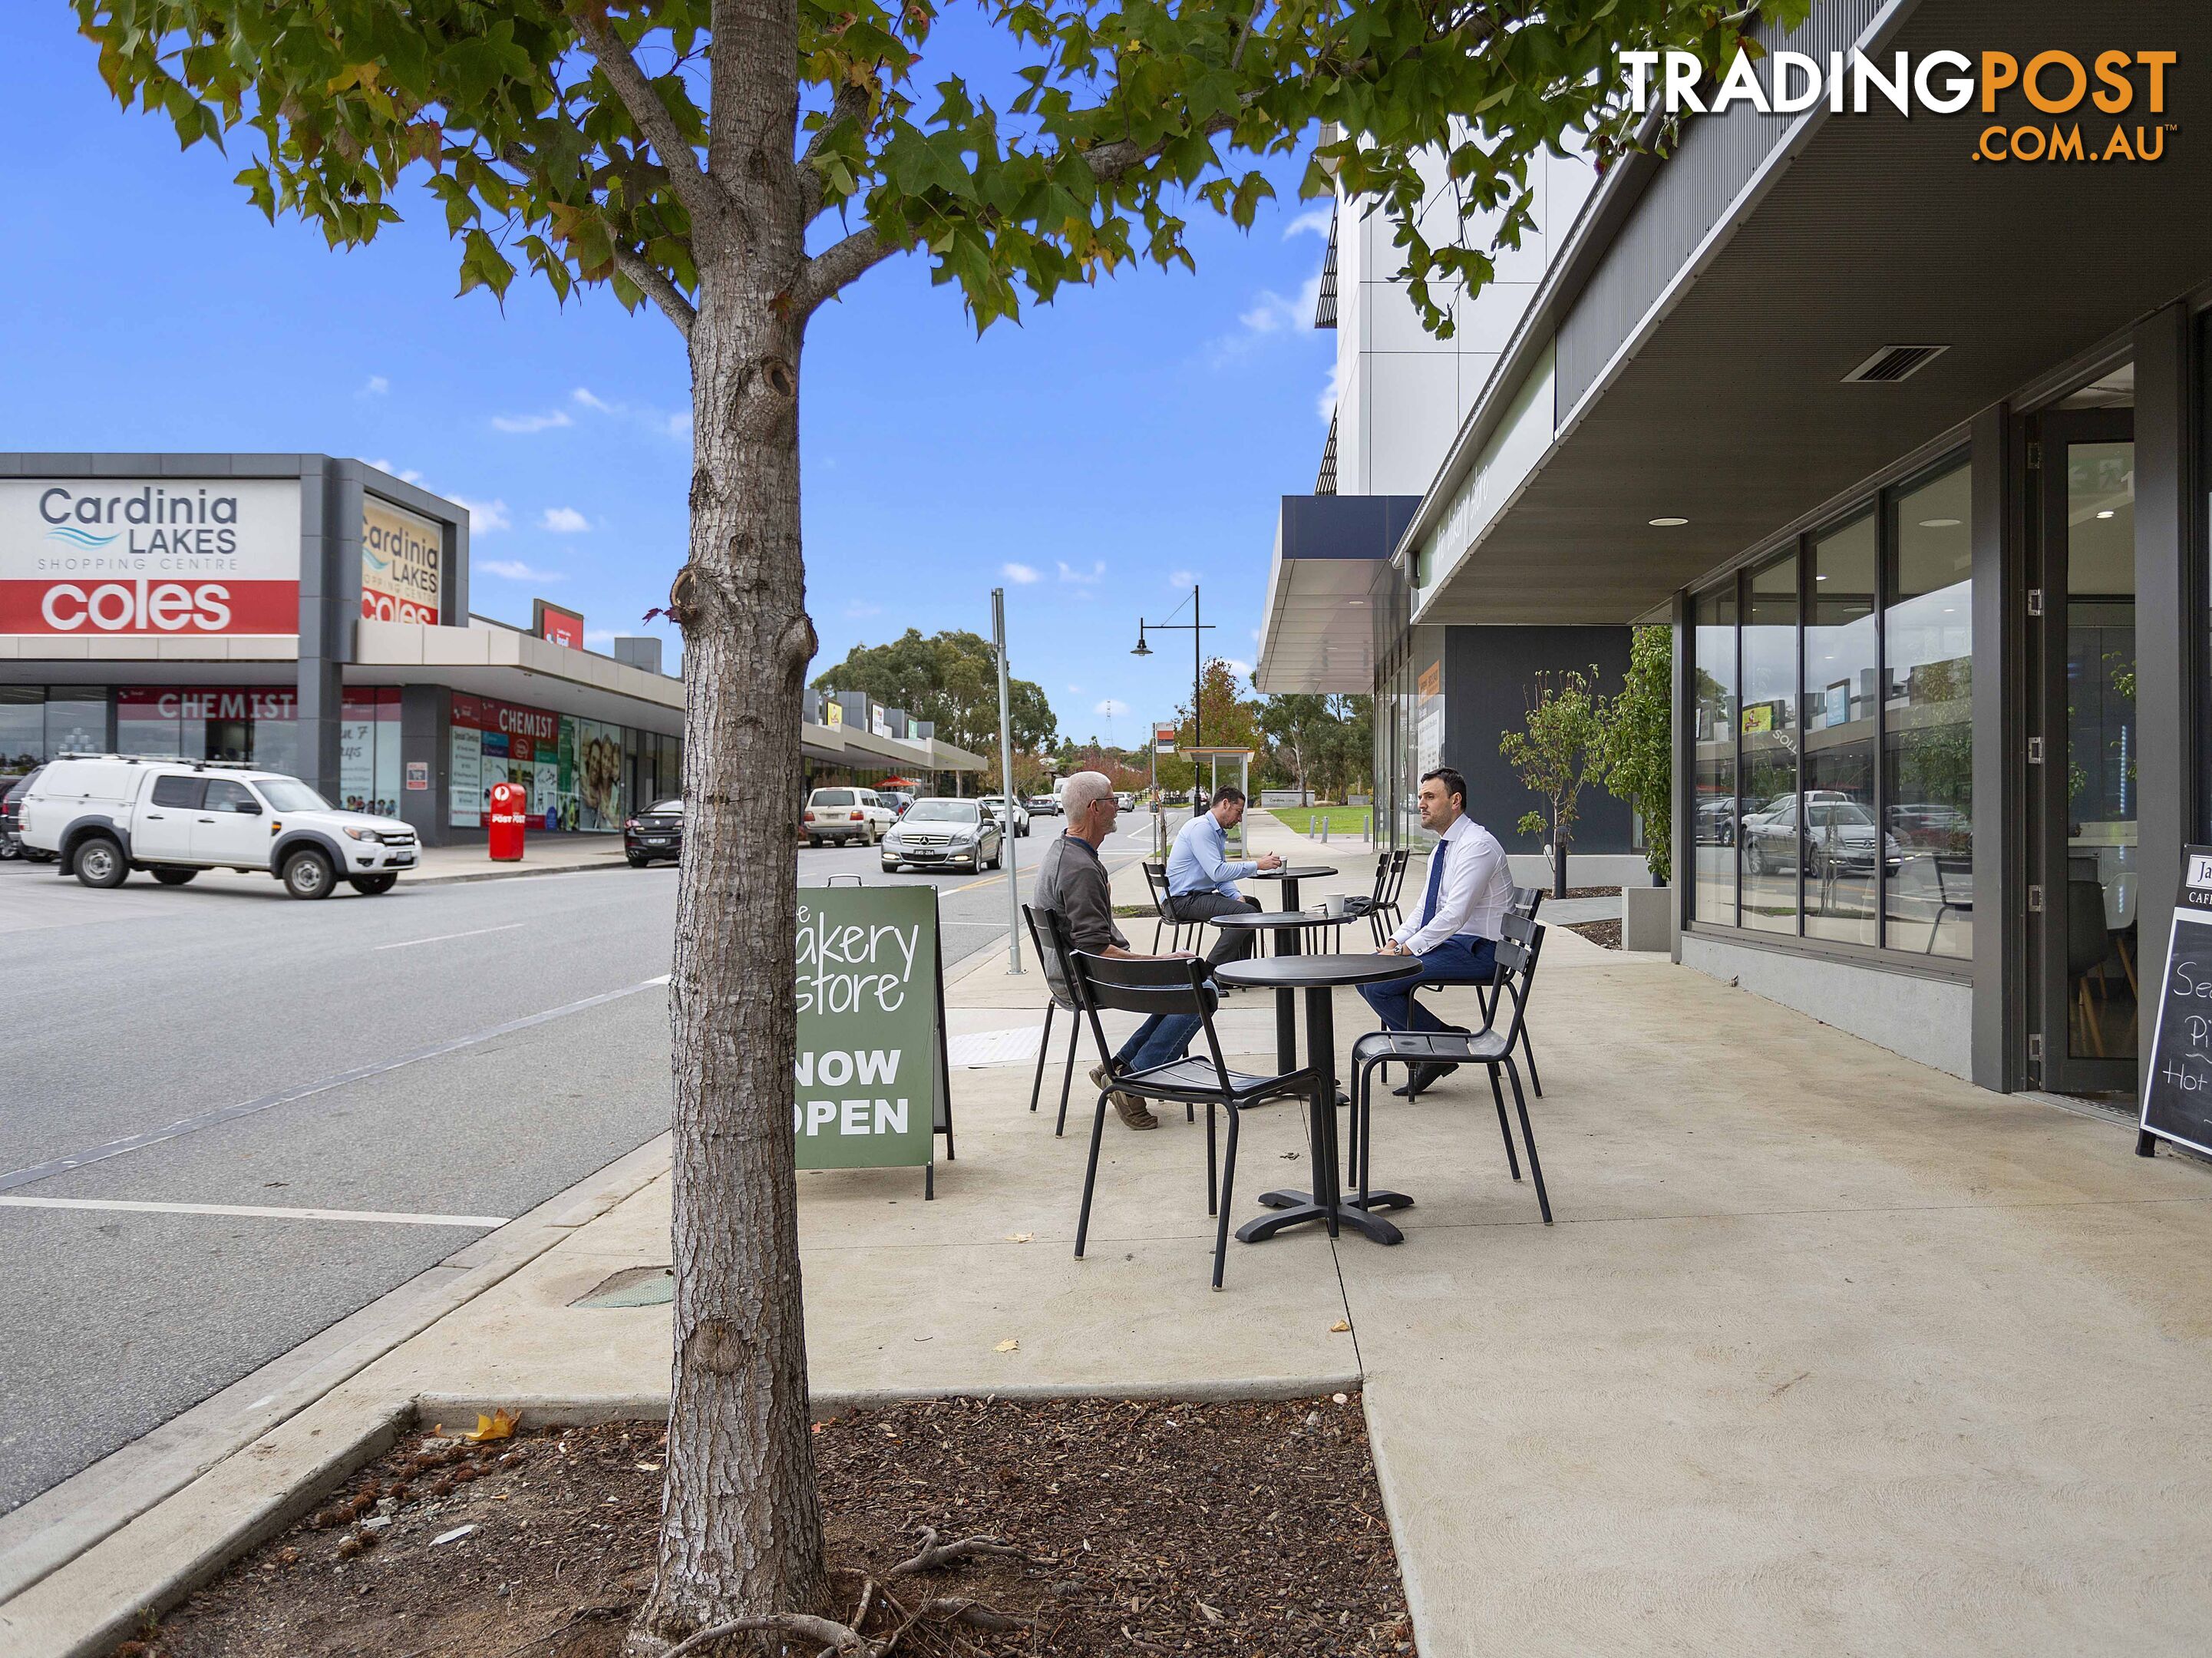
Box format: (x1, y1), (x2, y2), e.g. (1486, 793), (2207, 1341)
(0, 477), (301, 636)
(361, 497), (443, 626)
(451, 694), (560, 742)
(1620, 47), (2178, 166)
(119, 688), (297, 722)
(534, 598), (585, 650)
(2142, 847), (2212, 1158)
(793, 887), (949, 1174)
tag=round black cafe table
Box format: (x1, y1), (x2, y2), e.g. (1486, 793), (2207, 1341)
(1248, 863), (1338, 914)
(1211, 952), (1423, 1248)
(1210, 908), (1337, 1072)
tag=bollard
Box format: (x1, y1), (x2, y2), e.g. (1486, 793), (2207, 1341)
(1319, 812), (1329, 844)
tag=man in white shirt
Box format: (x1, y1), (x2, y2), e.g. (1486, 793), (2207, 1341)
(1164, 784), (1283, 965)
(1360, 766), (1514, 1095)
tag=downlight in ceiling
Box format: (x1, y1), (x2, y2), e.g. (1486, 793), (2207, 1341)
(1843, 344), (1949, 384)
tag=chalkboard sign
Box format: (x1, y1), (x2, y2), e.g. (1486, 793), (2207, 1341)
(2137, 846), (2212, 1157)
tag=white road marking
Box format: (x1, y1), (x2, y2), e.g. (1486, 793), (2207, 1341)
(0, 1196), (508, 1228)
(375, 923), (527, 951)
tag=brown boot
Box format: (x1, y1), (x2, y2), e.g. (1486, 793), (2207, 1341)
(1112, 1091), (1159, 1130)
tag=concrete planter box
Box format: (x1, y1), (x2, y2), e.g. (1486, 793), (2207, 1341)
(1622, 883), (1673, 952)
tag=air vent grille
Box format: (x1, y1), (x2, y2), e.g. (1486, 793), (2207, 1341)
(1843, 344), (1948, 384)
(1313, 209), (1339, 329)
(1316, 411), (1338, 495)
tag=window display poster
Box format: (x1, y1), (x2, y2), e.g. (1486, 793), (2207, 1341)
(576, 718), (623, 829)
(449, 725), (482, 827)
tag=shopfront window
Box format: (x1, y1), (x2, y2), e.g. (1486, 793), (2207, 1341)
(1692, 586), (1738, 925)
(1886, 466), (1975, 958)
(450, 693), (632, 831)
(341, 689), (404, 816)
(1740, 550), (1799, 935)
(44, 691), (111, 759)
(1688, 453), (1976, 961)
(1804, 514), (1878, 945)
(1, 688), (44, 772)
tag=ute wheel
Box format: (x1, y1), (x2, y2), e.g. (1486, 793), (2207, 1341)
(349, 874), (398, 895)
(150, 867), (198, 887)
(0, 837), (17, 861)
(73, 836), (127, 889)
(282, 848), (335, 900)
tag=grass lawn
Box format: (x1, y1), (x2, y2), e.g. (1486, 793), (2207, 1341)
(1269, 804), (1372, 837)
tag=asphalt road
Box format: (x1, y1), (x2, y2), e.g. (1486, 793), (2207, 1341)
(0, 812), (1160, 1514)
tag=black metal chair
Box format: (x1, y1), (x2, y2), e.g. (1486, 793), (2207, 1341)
(1066, 949), (1320, 1290)
(1373, 847), (1412, 940)
(1141, 860), (1210, 955)
(1349, 919), (1551, 1224)
(1474, 889), (1546, 1096)
(1339, 850), (1403, 949)
(1020, 904), (1085, 1133)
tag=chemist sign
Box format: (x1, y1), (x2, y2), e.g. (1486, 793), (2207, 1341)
(794, 885), (949, 1174)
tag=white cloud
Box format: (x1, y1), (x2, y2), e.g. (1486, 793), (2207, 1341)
(1225, 659), (1254, 679)
(1317, 355), (1342, 422)
(451, 496), (511, 533)
(491, 408), (574, 434)
(1002, 562), (1042, 584)
(539, 506), (592, 534)
(1283, 206), (1334, 239)
(1236, 273), (1323, 338)
(1170, 570), (1197, 589)
(360, 374), (390, 396)
(845, 600), (884, 618)
(572, 385), (690, 441)
(1067, 684), (1083, 694)
(366, 458), (426, 485)
(1057, 560), (1105, 586)
(477, 557), (560, 582)
(1094, 698), (1130, 718)
(583, 629), (617, 646)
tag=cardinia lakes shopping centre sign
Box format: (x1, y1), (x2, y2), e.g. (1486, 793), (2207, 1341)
(1621, 46), (2178, 163)
(0, 478), (302, 635)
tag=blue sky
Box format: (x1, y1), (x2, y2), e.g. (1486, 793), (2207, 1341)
(4, 12), (1339, 749)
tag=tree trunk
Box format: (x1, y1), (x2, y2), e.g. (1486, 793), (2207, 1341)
(637, 243), (829, 1645)
(1552, 805), (1570, 900)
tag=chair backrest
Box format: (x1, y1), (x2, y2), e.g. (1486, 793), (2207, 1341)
(1385, 847), (1412, 903)
(1141, 860), (1177, 922)
(1510, 883), (1544, 920)
(1364, 852), (1393, 906)
(1491, 916), (1546, 1045)
(1067, 949), (1233, 1090)
(1022, 904), (1079, 1012)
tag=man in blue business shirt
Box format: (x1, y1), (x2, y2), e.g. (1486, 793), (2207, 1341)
(1362, 766), (1514, 1096)
(1165, 785), (1283, 966)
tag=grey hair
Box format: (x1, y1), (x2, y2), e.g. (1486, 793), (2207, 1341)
(1060, 771), (1114, 821)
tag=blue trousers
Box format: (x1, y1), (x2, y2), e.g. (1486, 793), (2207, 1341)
(1358, 936), (1498, 1032)
(1113, 983), (1218, 1073)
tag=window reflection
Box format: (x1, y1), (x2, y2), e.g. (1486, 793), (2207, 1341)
(1886, 465), (1974, 958)
(1692, 586), (1738, 924)
(1803, 514), (1880, 944)
(1740, 550), (1799, 934)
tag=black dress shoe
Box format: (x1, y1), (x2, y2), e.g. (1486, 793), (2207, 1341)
(1392, 1061), (1460, 1098)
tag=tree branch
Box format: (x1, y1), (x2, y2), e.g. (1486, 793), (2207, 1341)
(800, 78), (875, 225)
(567, 3), (722, 230)
(788, 223), (898, 320)
(613, 243), (698, 339)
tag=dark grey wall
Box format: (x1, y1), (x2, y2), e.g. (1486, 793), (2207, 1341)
(1441, 624), (1636, 854)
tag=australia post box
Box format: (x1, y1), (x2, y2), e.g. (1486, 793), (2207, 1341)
(488, 781), (528, 861)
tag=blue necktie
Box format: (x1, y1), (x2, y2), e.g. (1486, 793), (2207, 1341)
(1419, 840), (1448, 927)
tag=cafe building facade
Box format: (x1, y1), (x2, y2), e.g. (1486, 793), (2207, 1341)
(0, 453), (696, 846)
(1262, 0), (2212, 1101)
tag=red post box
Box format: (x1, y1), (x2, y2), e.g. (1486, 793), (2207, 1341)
(488, 781), (528, 862)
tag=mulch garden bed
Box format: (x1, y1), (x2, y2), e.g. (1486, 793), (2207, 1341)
(1564, 917), (1623, 950)
(123, 1395), (1415, 1658)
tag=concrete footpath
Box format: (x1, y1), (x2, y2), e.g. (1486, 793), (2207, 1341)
(10, 817), (2212, 1656)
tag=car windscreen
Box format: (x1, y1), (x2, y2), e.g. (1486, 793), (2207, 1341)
(257, 779), (330, 812)
(904, 801), (978, 822)
(1809, 803), (1875, 828)
(647, 799), (682, 815)
(812, 789), (854, 807)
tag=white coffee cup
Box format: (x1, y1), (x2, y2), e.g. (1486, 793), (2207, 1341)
(1323, 894), (1349, 919)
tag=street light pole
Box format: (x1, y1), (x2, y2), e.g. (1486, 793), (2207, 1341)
(1131, 581), (1213, 824)
(992, 586), (1023, 976)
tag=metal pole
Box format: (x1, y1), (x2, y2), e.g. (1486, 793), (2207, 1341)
(992, 587), (1023, 975)
(1191, 583), (1203, 821)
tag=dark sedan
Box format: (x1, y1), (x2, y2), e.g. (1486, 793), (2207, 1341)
(623, 798), (684, 867)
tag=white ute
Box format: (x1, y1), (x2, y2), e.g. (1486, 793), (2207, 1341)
(18, 755), (419, 899)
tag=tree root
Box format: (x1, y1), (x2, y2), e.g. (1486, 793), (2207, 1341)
(659, 1612), (873, 1658)
(652, 1574), (1031, 1658)
(886, 1528), (1031, 1578)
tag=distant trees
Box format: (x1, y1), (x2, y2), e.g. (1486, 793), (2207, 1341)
(813, 629), (1055, 755)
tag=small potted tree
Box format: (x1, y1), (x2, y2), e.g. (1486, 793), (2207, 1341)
(1603, 626), (1675, 950)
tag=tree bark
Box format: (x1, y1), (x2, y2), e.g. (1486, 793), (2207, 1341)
(636, 8), (829, 1635)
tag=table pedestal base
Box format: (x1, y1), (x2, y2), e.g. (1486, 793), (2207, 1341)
(1240, 1187), (1408, 1246)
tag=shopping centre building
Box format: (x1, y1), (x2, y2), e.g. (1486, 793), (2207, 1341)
(1258, 1), (2212, 1100)
(0, 454), (982, 844)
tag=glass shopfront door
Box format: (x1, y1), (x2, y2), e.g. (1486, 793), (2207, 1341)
(2033, 410), (2139, 1094)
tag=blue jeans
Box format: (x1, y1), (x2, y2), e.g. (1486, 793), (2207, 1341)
(1358, 936), (1498, 1032)
(1113, 983), (1217, 1074)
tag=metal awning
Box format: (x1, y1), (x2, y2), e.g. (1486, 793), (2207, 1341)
(1408, 0), (2212, 625)
(1253, 494), (1418, 692)
(350, 618), (684, 734)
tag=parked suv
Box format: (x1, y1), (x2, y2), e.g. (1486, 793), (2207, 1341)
(18, 756), (418, 898)
(1, 767), (54, 861)
(802, 787), (896, 847)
